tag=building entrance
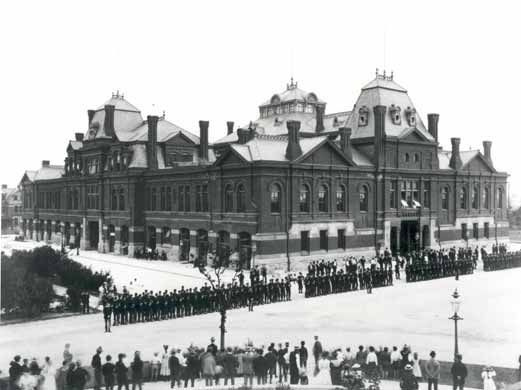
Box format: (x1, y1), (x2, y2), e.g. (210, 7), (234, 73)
(400, 221), (419, 254)
(88, 221), (99, 249)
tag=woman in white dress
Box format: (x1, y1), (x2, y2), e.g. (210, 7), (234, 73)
(41, 357), (56, 390)
(309, 352), (332, 386)
(482, 366), (496, 390)
(412, 352), (422, 380)
(160, 345), (170, 379)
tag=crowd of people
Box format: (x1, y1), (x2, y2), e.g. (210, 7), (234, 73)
(483, 251), (521, 271)
(99, 272), (292, 333)
(8, 337), (478, 390)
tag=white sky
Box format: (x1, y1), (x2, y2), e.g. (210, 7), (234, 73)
(1, 0), (520, 206)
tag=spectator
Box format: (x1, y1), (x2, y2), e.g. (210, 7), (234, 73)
(345, 348), (356, 367)
(184, 351), (199, 388)
(481, 366), (497, 390)
(425, 351), (441, 390)
(91, 347), (103, 390)
(380, 347), (391, 379)
(391, 346), (401, 379)
(412, 352), (422, 381)
(222, 348), (238, 386)
(200, 348), (216, 386)
(160, 346), (169, 380)
(312, 336), (323, 370)
(264, 347), (277, 384)
(253, 349), (266, 385)
(115, 354), (129, 390)
(365, 346), (378, 379)
(9, 355), (23, 390)
(356, 346), (366, 366)
(102, 355), (115, 390)
(168, 350), (180, 389)
(518, 355), (521, 382)
(242, 347), (255, 386)
(29, 359), (40, 375)
(63, 345), (73, 365)
(130, 352), (143, 390)
(451, 354), (468, 390)
(71, 361), (90, 390)
(150, 353), (161, 382)
(400, 364), (419, 390)
(54, 361), (69, 390)
(299, 341), (308, 368)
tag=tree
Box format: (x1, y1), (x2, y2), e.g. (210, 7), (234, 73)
(197, 250), (241, 351)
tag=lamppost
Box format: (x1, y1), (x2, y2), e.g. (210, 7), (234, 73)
(449, 288), (463, 358)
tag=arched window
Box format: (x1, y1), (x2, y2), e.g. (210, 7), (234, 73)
(318, 185), (329, 212)
(224, 185), (233, 212)
(483, 187), (490, 209)
(270, 184), (281, 213)
(237, 184), (246, 212)
(119, 188), (125, 211)
(404, 153), (410, 163)
(299, 184), (310, 213)
(359, 185), (368, 212)
(497, 187), (504, 209)
(151, 188), (157, 211)
(336, 185), (346, 212)
(472, 185), (479, 209)
(459, 187), (467, 209)
(441, 187), (449, 210)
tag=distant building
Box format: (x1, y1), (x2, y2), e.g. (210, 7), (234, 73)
(2, 184), (22, 233)
(19, 72), (509, 269)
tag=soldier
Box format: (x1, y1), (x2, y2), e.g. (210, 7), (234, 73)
(103, 294), (112, 333)
(297, 273), (304, 294)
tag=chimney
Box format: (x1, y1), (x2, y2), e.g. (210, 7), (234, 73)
(226, 121), (234, 135)
(199, 120), (209, 161)
(339, 127), (353, 161)
(449, 137), (462, 170)
(373, 105), (387, 168)
(42, 160), (50, 167)
(88, 110), (95, 127)
(483, 140), (493, 167)
(147, 115), (159, 169)
(103, 105), (115, 137)
(427, 113), (439, 142)
(237, 128), (253, 144)
(75, 133), (84, 142)
(315, 105), (325, 133)
(285, 120), (303, 160)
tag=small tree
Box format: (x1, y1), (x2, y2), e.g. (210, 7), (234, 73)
(198, 249), (240, 351)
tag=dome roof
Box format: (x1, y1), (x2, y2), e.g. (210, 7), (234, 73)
(96, 92), (140, 112)
(260, 78), (324, 107)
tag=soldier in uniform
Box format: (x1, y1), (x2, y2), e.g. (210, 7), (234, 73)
(102, 293), (112, 333)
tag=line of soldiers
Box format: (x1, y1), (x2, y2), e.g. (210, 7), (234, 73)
(403, 248), (475, 282)
(100, 277), (292, 332)
(483, 251), (521, 271)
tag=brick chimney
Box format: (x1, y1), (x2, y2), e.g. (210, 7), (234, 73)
(103, 105), (115, 137)
(427, 113), (439, 142)
(483, 141), (492, 163)
(88, 110), (95, 127)
(226, 121), (234, 135)
(449, 137), (462, 170)
(42, 160), (50, 167)
(147, 115), (159, 169)
(315, 105), (325, 133)
(338, 127), (353, 161)
(285, 120), (303, 160)
(237, 128), (253, 144)
(373, 105), (387, 168)
(75, 133), (84, 142)
(199, 120), (209, 161)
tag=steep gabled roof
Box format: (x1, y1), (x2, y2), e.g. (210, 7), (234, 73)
(34, 165), (64, 181)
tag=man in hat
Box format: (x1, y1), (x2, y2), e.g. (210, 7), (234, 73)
(400, 364), (419, 390)
(299, 341), (308, 369)
(450, 354), (468, 390)
(289, 346), (300, 385)
(207, 337), (218, 356)
(425, 351), (441, 390)
(91, 347), (103, 390)
(312, 336), (323, 370)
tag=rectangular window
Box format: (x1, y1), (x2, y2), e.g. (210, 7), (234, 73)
(178, 187), (184, 212)
(195, 185), (201, 212)
(337, 229), (346, 250)
(160, 187), (166, 211)
(184, 185), (191, 212)
(461, 223), (468, 240)
(319, 230), (328, 251)
(300, 231), (310, 254)
(484, 222), (490, 239)
(202, 185), (208, 212)
(473, 223), (479, 240)
(166, 187), (172, 211)
(390, 181), (397, 209)
(423, 182), (431, 208)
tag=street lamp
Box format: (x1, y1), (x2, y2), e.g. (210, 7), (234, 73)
(449, 288), (463, 358)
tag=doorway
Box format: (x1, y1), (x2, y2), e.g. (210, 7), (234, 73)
(88, 221), (99, 249)
(400, 221), (419, 254)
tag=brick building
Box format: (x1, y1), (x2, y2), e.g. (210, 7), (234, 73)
(19, 72), (509, 270)
(2, 184), (22, 233)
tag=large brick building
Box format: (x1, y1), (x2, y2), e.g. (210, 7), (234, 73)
(19, 72), (509, 270)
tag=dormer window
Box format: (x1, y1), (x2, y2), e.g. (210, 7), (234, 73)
(405, 106), (417, 127)
(358, 106), (369, 127)
(389, 104), (402, 125)
(305, 105), (314, 113)
(296, 103), (304, 112)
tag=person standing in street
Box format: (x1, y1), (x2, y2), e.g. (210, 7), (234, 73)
(312, 336), (323, 371)
(91, 347), (103, 390)
(102, 356), (115, 390)
(299, 341), (308, 369)
(425, 351), (440, 390)
(115, 354), (129, 390)
(130, 352), (143, 390)
(168, 350), (180, 389)
(451, 354), (468, 390)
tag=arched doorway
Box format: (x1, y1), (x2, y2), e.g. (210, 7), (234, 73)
(121, 225), (129, 255)
(196, 229), (209, 266)
(108, 225), (116, 252)
(238, 232), (252, 270)
(179, 228), (190, 261)
(422, 225), (430, 249)
(147, 226), (156, 251)
(217, 231), (231, 265)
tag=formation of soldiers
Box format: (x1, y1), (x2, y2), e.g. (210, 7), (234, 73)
(404, 248), (475, 282)
(483, 250), (521, 271)
(100, 272), (291, 332)
(300, 257), (394, 298)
